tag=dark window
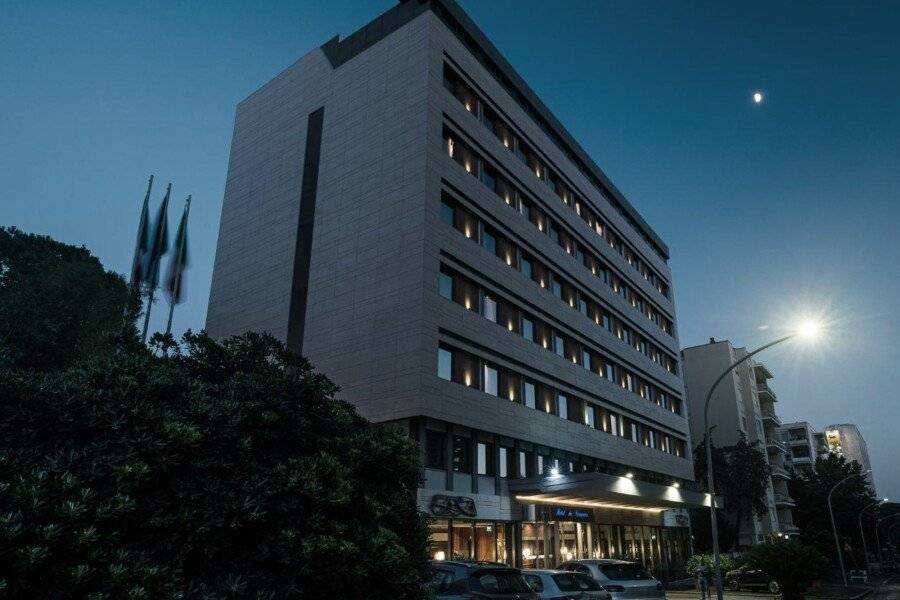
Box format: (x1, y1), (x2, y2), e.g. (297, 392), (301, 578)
(453, 436), (472, 473)
(438, 271), (453, 300)
(425, 430), (446, 469)
(440, 200), (454, 226)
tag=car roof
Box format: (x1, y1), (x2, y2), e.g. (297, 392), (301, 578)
(523, 569), (583, 575)
(429, 560), (513, 569)
(565, 559), (635, 565)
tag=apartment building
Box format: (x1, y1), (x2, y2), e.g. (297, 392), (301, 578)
(781, 421), (827, 476)
(681, 340), (797, 545)
(822, 424), (876, 492)
(206, 0), (702, 580)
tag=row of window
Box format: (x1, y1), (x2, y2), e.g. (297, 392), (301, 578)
(440, 195), (678, 371)
(443, 63), (671, 288)
(439, 264), (681, 415)
(443, 128), (674, 338)
(424, 428), (685, 482)
(436, 344), (687, 459)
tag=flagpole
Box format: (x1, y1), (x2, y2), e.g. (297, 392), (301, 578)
(141, 290), (155, 344)
(125, 175), (153, 328)
(164, 195), (191, 337)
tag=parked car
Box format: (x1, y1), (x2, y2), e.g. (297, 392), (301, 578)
(724, 565), (780, 593)
(429, 560), (540, 599)
(557, 560), (664, 600)
(522, 569), (611, 600)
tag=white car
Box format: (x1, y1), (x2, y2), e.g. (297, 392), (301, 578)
(557, 560), (665, 600)
(522, 569), (611, 600)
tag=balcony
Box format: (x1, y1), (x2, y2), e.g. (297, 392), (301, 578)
(766, 439), (787, 455)
(780, 523), (800, 535)
(760, 406), (781, 427)
(757, 383), (777, 402)
(770, 464), (790, 480)
(774, 493), (796, 508)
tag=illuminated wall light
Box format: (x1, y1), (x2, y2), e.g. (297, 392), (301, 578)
(464, 299), (471, 310)
(464, 372), (472, 387)
(503, 138), (510, 148)
(447, 138), (454, 157)
(507, 322), (514, 331)
(508, 389), (516, 401)
(464, 101), (472, 111)
(625, 472), (635, 479)
(464, 162), (472, 173)
(506, 256), (512, 265)
(464, 227), (472, 238)
(433, 550), (446, 561)
(672, 482), (681, 489)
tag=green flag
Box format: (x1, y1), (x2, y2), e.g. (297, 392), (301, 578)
(144, 183), (171, 289)
(129, 175), (153, 286)
(164, 196), (191, 305)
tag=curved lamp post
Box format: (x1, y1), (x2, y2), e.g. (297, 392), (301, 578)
(828, 469), (871, 586)
(858, 498), (887, 574)
(704, 321), (820, 600)
(875, 513), (900, 564)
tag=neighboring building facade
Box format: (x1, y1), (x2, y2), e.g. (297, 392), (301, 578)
(206, 0), (702, 580)
(681, 340), (797, 545)
(781, 421), (827, 476)
(822, 424), (876, 492)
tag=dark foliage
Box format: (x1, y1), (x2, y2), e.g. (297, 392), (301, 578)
(0, 331), (431, 599)
(745, 539), (829, 600)
(0, 226), (137, 371)
(694, 435), (771, 550)
(789, 454), (875, 569)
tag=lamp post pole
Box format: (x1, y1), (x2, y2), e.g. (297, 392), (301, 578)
(828, 470), (870, 586)
(858, 499), (884, 574)
(703, 334), (795, 600)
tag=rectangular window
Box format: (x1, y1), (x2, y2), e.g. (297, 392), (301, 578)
(477, 442), (495, 476)
(585, 404), (595, 428)
(609, 413), (619, 436)
(484, 364), (498, 396)
(440, 200), (454, 226)
(437, 348), (452, 381)
(519, 450), (529, 477)
(425, 430), (446, 469)
(520, 256), (533, 279)
(499, 447), (509, 478)
(452, 436), (471, 473)
(483, 295), (497, 322)
(554, 334), (565, 357)
(537, 454), (545, 475)
(551, 279), (562, 298)
(522, 317), (534, 342)
(558, 394), (568, 420)
(524, 381), (536, 409)
(438, 271), (453, 300)
(482, 229), (497, 254)
(582, 350), (591, 372)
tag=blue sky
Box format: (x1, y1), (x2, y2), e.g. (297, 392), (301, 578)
(2, 1), (899, 497)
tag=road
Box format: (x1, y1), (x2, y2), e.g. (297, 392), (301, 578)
(870, 579), (900, 600)
(666, 579), (899, 600)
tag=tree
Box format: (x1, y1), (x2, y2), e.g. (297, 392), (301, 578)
(745, 539), (829, 600)
(0, 227), (136, 371)
(789, 453), (875, 568)
(694, 435), (771, 550)
(0, 331), (431, 599)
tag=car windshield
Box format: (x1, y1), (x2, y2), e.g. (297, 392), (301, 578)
(553, 572), (603, 591)
(600, 564), (653, 580)
(470, 569), (532, 593)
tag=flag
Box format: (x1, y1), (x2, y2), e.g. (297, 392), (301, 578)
(129, 175), (153, 286)
(164, 195), (191, 305)
(144, 183), (171, 289)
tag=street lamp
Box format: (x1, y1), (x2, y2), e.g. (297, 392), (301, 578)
(828, 469), (872, 586)
(703, 321), (821, 600)
(858, 498), (887, 574)
(875, 513), (900, 564)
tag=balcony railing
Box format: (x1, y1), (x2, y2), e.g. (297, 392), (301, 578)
(770, 464), (790, 479)
(774, 493), (796, 507)
(760, 407), (781, 426)
(766, 439), (787, 454)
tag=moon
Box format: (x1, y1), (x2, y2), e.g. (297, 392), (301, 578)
(753, 91), (764, 104)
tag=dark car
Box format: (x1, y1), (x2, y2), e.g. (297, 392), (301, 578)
(429, 560), (540, 599)
(724, 565), (780, 594)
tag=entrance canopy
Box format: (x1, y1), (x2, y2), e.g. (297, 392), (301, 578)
(509, 471), (713, 513)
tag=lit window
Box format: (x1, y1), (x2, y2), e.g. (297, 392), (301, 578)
(537, 455), (544, 475)
(477, 442), (494, 476)
(519, 451), (528, 478)
(499, 447), (508, 478)
(447, 137), (454, 158)
(582, 351), (591, 372)
(558, 394), (568, 419)
(609, 414), (619, 436)
(524, 382), (536, 409)
(585, 405), (595, 428)
(437, 348), (452, 381)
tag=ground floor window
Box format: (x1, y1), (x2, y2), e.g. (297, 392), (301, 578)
(428, 518), (517, 565)
(427, 518), (691, 581)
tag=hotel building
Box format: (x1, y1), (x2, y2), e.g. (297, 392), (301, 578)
(206, 0), (703, 579)
(681, 340), (798, 544)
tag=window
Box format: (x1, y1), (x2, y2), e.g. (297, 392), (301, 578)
(551, 279), (562, 298)
(499, 447), (510, 478)
(554, 334), (565, 357)
(520, 256), (532, 279)
(522, 317), (534, 342)
(519, 450), (532, 477)
(437, 348), (452, 381)
(484, 364), (498, 396)
(537, 454), (545, 475)
(585, 404), (595, 428)
(524, 381), (536, 409)
(609, 413), (619, 436)
(482, 229), (497, 254)
(558, 394), (568, 420)
(452, 436), (472, 473)
(499, 370), (521, 402)
(438, 271), (453, 300)
(483, 295), (497, 322)
(477, 442), (495, 476)
(440, 200), (454, 226)
(425, 430), (446, 469)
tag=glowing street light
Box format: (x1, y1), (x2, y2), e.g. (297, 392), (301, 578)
(703, 318), (823, 600)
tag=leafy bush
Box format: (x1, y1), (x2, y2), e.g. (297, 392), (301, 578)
(686, 553), (743, 576)
(0, 331), (431, 599)
(745, 539), (829, 600)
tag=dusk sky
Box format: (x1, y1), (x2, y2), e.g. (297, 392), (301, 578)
(3, 1), (899, 497)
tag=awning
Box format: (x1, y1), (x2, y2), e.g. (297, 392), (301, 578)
(508, 471), (715, 513)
